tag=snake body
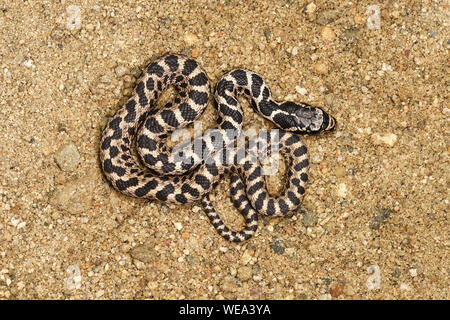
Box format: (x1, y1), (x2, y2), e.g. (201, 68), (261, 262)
(100, 54), (335, 242)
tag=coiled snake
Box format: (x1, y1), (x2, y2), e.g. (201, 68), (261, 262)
(100, 54), (335, 242)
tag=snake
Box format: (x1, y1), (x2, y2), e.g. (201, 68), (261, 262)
(99, 54), (336, 242)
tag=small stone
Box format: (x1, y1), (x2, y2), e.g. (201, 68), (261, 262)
(318, 293), (332, 300)
(295, 86), (308, 95)
(192, 206), (201, 213)
(129, 244), (157, 264)
(96, 289), (104, 298)
(237, 266), (252, 281)
(343, 284), (355, 296)
(409, 269), (417, 277)
(301, 211), (318, 227)
(160, 204), (170, 214)
(49, 171), (96, 215)
(24, 59), (34, 68)
(335, 166), (346, 177)
(317, 9), (341, 25)
(354, 15), (363, 24)
(263, 29), (271, 42)
(240, 249), (253, 265)
(54, 142), (81, 172)
(313, 62), (329, 75)
(114, 65), (127, 77)
(221, 276), (237, 293)
(336, 183), (347, 198)
(320, 26), (335, 41)
(270, 237), (285, 255)
(191, 48), (200, 58)
(305, 2), (316, 14)
(330, 284), (344, 298)
(372, 133), (397, 147)
(173, 222), (183, 231)
(66, 5), (82, 31)
(181, 232), (190, 240)
(341, 28), (360, 40)
(184, 32), (198, 45)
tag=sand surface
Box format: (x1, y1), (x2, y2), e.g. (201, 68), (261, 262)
(0, 0), (448, 299)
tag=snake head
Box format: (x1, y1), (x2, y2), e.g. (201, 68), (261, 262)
(280, 102), (335, 134)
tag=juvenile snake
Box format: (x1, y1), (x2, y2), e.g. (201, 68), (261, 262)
(100, 54), (335, 242)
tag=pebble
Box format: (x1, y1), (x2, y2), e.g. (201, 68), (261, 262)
(173, 222), (183, 231)
(409, 269), (417, 277)
(318, 293), (332, 300)
(330, 284), (344, 298)
(237, 266), (252, 281)
(114, 65), (127, 77)
(184, 32), (198, 45)
(302, 211), (318, 227)
(336, 183), (347, 198)
(343, 284), (355, 296)
(341, 28), (360, 40)
(372, 133), (398, 147)
(129, 244), (157, 264)
(49, 177), (94, 214)
(54, 142), (81, 172)
(240, 249), (253, 265)
(220, 276), (237, 293)
(66, 5), (82, 31)
(320, 26), (335, 41)
(313, 62), (329, 75)
(295, 86), (308, 95)
(270, 237), (285, 255)
(305, 2), (317, 14)
(334, 166), (346, 178)
(66, 264), (82, 290)
(316, 9), (341, 25)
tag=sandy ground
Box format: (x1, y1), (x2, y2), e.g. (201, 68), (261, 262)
(0, 0), (448, 299)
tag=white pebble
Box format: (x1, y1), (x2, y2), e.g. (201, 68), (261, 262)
(295, 86), (308, 95)
(23, 59), (34, 68)
(409, 268), (417, 277)
(173, 222), (183, 231)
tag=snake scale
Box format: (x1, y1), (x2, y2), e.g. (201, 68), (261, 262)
(100, 54), (336, 242)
